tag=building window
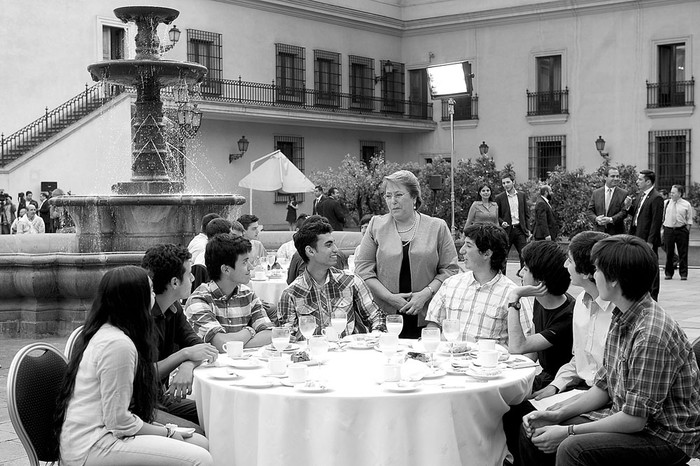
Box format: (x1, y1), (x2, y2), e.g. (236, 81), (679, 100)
(408, 69), (428, 119)
(187, 29), (222, 96)
(274, 136), (305, 203)
(349, 55), (374, 110)
(647, 42), (694, 108)
(381, 60), (405, 114)
(360, 140), (385, 167)
(528, 135), (566, 181)
(102, 26), (125, 60)
(441, 95), (479, 121)
(527, 55), (568, 115)
(648, 129), (691, 191)
(314, 50), (340, 107)
(276, 44), (305, 104)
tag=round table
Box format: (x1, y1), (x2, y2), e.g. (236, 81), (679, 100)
(194, 344), (535, 466)
(248, 276), (288, 304)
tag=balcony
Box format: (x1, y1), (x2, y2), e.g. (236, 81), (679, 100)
(526, 88), (569, 125)
(440, 95), (479, 122)
(646, 79), (695, 118)
(195, 77), (436, 132)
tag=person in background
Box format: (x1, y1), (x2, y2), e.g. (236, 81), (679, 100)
(142, 244), (218, 433)
(17, 204), (45, 234)
(38, 191), (52, 233)
(519, 235), (700, 466)
(50, 188), (76, 233)
(495, 172), (531, 270)
(278, 218), (386, 342)
(355, 170), (459, 339)
(24, 190), (38, 210)
(317, 187), (346, 231)
(17, 192), (26, 213)
(586, 167), (628, 235)
(662, 184), (693, 281)
(286, 195), (298, 231)
(185, 234), (273, 351)
(53, 266), (213, 466)
(464, 184), (498, 227)
(533, 185), (559, 241)
(10, 207), (26, 234)
(237, 214), (267, 263)
(1, 193), (16, 234)
(187, 213), (220, 265)
(278, 214), (308, 262)
(286, 216), (348, 284)
(355, 214), (373, 257)
(312, 185), (325, 216)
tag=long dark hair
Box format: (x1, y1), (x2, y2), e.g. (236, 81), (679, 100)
(53, 266), (157, 452)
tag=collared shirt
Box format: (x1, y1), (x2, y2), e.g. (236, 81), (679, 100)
(277, 240), (297, 261)
(633, 186), (653, 226)
(17, 215), (45, 234)
(151, 301), (203, 383)
(425, 271), (533, 346)
(592, 295), (700, 458)
(185, 281), (272, 343)
(187, 233), (208, 264)
(663, 198), (693, 228)
(278, 267), (386, 342)
(507, 191), (520, 225)
(551, 291), (614, 391)
(250, 239), (267, 263)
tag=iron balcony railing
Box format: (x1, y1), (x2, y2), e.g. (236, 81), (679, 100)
(526, 88), (569, 116)
(1, 82), (124, 166)
(440, 95), (479, 121)
(198, 77), (433, 120)
(646, 78), (695, 108)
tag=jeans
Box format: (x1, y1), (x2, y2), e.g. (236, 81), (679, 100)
(84, 433), (213, 466)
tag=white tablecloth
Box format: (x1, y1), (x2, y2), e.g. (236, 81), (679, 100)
(194, 345), (535, 466)
(248, 276), (288, 304)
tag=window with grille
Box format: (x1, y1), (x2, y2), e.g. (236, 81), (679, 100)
(360, 141), (385, 167)
(528, 135), (566, 181)
(349, 55), (374, 110)
(409, 69), (428, 119)
(382, 61), (405, 114)
(274, 136), (305, 203)
(648, 129), (691, 191)
(532, 55), (563, 114)
(658, 43), (687, 107)
(187, 29), (222, 96)
(314, 50), (340, 107)
(276, 44), (305, 104)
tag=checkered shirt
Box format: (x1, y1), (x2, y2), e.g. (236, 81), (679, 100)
(425, 271), (533, 346)
(278, 267), (386, 342)
(592, 294), (700, 458)
(184, 281), (272, 343)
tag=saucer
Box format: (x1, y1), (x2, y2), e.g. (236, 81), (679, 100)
(381, 381), (421, 393)
(231, 378), (278, 388)
(209, 369), (241, 380)
(422, 368), (447, 379)
(280, 379), (307, 387)
(264, 343), (300, 353)
(227, 358), (263, 369)
(295, 382), (331, 393)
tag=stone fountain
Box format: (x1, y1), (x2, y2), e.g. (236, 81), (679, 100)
(0, 6), (245, 335)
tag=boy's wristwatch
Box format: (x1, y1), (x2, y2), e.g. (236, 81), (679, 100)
(508, 300), (521, 310)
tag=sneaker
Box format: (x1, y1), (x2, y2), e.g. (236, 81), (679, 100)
(681, 276), (687, 281)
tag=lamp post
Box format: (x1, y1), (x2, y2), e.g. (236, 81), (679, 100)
(448, 97), (456, 238)
(595, 135), (609, 159)
(479, 141), (489, 156)
(229, 136), (249, 163)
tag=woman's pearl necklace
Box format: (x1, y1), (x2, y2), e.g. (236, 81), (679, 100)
(395, 211), (417, 233)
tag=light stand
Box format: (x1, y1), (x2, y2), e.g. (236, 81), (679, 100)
(448, 97), (456, 237)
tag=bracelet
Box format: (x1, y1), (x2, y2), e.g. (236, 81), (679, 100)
(426, 284), (436, 296)
(165, 425), (176, 438)
(245, 326), (256, 339)
(567, 424), (575, 436)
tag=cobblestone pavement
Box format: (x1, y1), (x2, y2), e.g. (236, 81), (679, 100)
(1, 267), (699, 465)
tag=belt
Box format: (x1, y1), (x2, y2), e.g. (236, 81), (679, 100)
(664, 225), (688, 230)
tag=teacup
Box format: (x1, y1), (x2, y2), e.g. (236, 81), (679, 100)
(223, 341), (244, 359)
(287, 363), (308, 384)
(382, 363), (401, 382)
(477, 339), (496, 352)
(476, 349), (499, 367)
(268, 356), (287, 375)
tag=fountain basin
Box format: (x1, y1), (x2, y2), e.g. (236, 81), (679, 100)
(88, 59), (207, 87)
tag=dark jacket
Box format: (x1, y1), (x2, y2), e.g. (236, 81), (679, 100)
(628, 188), (664, 248)
(317, 197), (345, 231)
(533, 197), (559, 240)
(586, 186), (629, 235)
(495, 190), (531, 235)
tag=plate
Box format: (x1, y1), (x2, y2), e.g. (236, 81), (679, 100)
(463, 365), (504, 380)
(381, 382), (421, 393)
(264, 343), (300, 353)
(296, 382), (331, 393)
(209, 369), (241, 380)
(422, 368), (447, 379)
(471, 361), (507, 369)
(373, 345), (406, 354)
(280, 379), (306, 387)
(262, 370), (288, 378)
(232, 378), (277, 388)
(347, 341), (375, 350)
(227, 358), (263, 369)
(297, 356), (329, 366)
(436, 342), (474, 356)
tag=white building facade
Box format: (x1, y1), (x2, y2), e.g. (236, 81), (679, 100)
(0, 0), (696, 227)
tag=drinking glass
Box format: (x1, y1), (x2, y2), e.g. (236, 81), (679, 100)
(379, 333), (399, 360)
(266, 253), (276, 269)
(386, 315), (403, 336)
(330, 309), (347, 338)
(271, 327), (291, 357)
(441, 319), (460, 363)
(298, 316), (316, 349)
(308, 335), (330, 380)
(421, 327), (441, 370)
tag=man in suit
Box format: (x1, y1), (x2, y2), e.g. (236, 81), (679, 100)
(533, 185), (558, 241)
(312, 185), (325, 215)
(317, 187), (345, 231)
(38, 192), (52, 233)
(586, 167), (628, 235)
(626, 169), (664, 300)
(495, 172), (530, 269)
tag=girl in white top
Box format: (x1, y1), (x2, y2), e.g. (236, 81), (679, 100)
(54, 266), (213, 466)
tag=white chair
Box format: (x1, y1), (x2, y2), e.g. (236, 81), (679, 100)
(64, 325), (84, 358)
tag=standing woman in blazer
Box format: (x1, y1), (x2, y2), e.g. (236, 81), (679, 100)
(464, 184), (499, 227)
(355, 170), (459, 339)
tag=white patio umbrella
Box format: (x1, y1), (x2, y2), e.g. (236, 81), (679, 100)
(238, 150), (316, 214)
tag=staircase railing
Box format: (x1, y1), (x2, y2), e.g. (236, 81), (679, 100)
(1, 82), (124, 165)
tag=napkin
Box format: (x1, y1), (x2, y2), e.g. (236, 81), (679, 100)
(401, 359), (430, 381)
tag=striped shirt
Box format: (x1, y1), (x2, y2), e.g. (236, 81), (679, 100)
(593, 294), (700, 458)
(184, 281), (272, 343)
(278, 267), (386, 342)
(425, 271), (533, 346)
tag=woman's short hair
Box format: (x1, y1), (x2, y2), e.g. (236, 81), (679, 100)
(476, 184), (493, 202)
(521, 241), (571, 296)
(591, 235), (657, 301)
(463, 223), (508, 272)
(383, 170), (422, 210)
(568, 231), (609, 278)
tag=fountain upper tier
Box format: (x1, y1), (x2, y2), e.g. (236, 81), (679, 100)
(88, 59), (207, 87)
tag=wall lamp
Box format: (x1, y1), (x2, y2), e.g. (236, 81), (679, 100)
(160, 25), (181, 53)
(229, 136), (250, 163)
(374, 60), (394, 85)
(595, 135), (610, 159)
(478, 141), (489, 156)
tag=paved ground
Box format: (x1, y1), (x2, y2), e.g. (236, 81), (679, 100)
(1, 267), (699, 465)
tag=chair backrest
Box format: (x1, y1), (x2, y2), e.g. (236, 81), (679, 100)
(692, 336), (700, 367)
(64, 325), (84, 358)
(191, 263), (209, 292)
(7, 343), (68, 465)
